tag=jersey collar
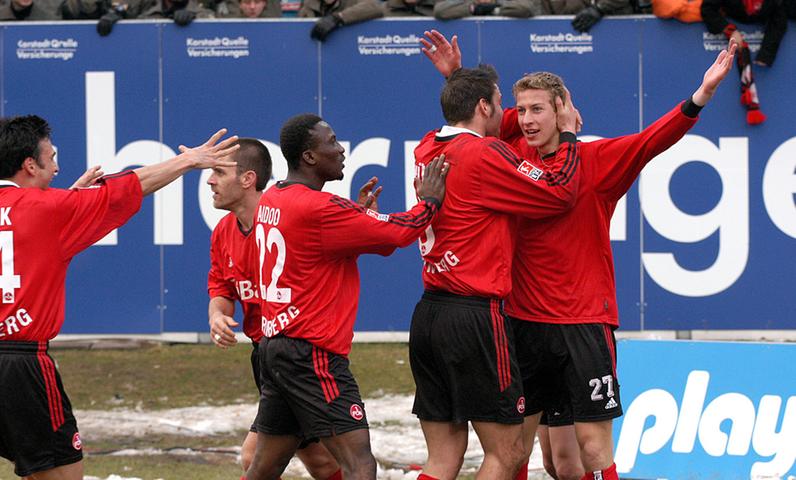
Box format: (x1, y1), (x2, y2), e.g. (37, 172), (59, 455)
(0, 180), (21, 189)
(436, 125), (483, 141)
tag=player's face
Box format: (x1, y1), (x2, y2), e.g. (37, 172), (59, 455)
(31, 139), (58, 189)
(515, 88), (559, 154)
(309, 122), (346, 182)
(240, 0), (267, 17)
(207, 161), (244, 211)
(484, 84), (504, 138)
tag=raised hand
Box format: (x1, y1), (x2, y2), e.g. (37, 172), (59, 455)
(693, 41), (737, 106)
(420, 30), (462, 78)
(178, 129), (239, 170)
(356, 176), (383, 212)
(556, 87), (579, 134)
(415, 154), (450, 204)
(69, 165), (105, 189)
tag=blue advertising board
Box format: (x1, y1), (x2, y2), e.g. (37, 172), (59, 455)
(1, 18), (794, 334)
(615, 340), (796, 479)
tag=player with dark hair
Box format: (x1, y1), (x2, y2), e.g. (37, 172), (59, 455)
(410, 63), (581, 480)
(0, 114), (238, 480)
(244, 113), (448, 480)
(421, 30), (736, 480)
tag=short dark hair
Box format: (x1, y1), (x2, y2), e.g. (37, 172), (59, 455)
(234, 138), (272, 191)
(0, 115), (52, 179)
(279, 114), (323, 171)
(440, 65), (499, 125)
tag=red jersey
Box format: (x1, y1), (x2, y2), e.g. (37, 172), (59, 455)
(208, 212), (263, 342)
(0, 172), (143, 341)
(255, 182), (438, 355)
(413, 126), (580, 299)
(502, 102), (700, 326)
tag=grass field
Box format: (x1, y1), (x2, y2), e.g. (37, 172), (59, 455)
(0, 342), (460, 480)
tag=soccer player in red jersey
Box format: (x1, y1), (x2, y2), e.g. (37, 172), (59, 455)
(421, 30), (737, 480)
(0, 115), (238, 480)
(409, 65), (581, 480)
(245, 114), (448, 480)
(207, 138), (343, 480)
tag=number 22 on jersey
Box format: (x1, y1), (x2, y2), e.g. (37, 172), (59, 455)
(255, 206), (291, 304)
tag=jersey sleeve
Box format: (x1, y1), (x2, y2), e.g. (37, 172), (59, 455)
(57, 171), (143, 259)
(478, 136), (581, 218)
(320, 195), (438, 258)
(207, 226), (236, 300)
(592, 101), (698, 201)
(499, 107), (524, 147)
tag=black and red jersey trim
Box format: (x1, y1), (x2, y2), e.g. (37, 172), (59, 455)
(489, 301), (512, 392)
(544, 142), (579, 187)
(312, 346), (340, 404)
(488, 141), (522, 168)
(36, 342), (64, 431)
(328, 196), (436, 229)
(602, 325), (617, 379)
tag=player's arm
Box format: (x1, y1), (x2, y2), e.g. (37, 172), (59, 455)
(134, 129), (239, 196)
(207, 229), (239, 349)
(480, 94), (581, 218)
(69, 165), (104, 189)
(595, 42), (737, 200)
(321, 156), (449, 258)
(208, 297), (238, 348)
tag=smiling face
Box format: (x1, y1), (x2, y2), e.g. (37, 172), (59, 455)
(307, 121), (346, 182)
(515, 88), (560, 155)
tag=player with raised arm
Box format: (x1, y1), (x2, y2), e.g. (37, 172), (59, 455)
(245, 113), (448, 480)
(421, 30), (737, 480)
(207, 138), (383, 480)
(0, 115), (238, 480)
(409, 64), (581, 480)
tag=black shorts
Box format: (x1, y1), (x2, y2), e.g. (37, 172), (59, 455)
(249, 341), (261, 433)
(511, 320), (622, 426)
(0, 341), (83, 477)
(410, 291), (525, 425)
(538, 407), (574, 426)
(254, 336), (368, 439)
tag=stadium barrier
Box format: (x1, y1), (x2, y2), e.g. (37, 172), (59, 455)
(1, 18), (794, 335)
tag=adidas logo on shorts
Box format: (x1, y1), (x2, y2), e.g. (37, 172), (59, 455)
(605, 398), (618, 410)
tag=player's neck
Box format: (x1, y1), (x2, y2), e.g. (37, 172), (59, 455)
(285, 170), (324, 191)
(536, 137), (561, 157)
(232, 192), (260, 231)
(6, 172), (38, 189)
(451, 119), (486, 137)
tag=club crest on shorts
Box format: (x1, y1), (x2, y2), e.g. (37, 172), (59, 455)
(349, 403), (364, 421)
(517, 396), (526, 414)
(517, 161), (543, 181)
(72, 432), (82, 450)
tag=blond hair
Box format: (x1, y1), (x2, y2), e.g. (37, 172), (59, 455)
(512, 72), (566, 109)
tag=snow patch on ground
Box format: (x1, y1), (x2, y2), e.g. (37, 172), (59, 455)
(76, 395), (548, 479)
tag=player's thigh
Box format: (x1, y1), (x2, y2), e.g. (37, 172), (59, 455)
(0, 348), (83, 479)
(319, 428), (375, 472)
(413, 293), (524, 424)
(295, 441), (340, 478)
(266, 337), (370, 439)
(472, 420), (526, 467)
(27, 460), (83, 480)
(419, 420), (469, 459)
(510, 319), (568, 420)
(560, 324), (622, 423)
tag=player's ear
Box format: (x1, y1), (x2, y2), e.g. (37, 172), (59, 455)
(22, 157), (38, 175)
(301, 149), (317, 167)
(240, 170), (257, 189)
